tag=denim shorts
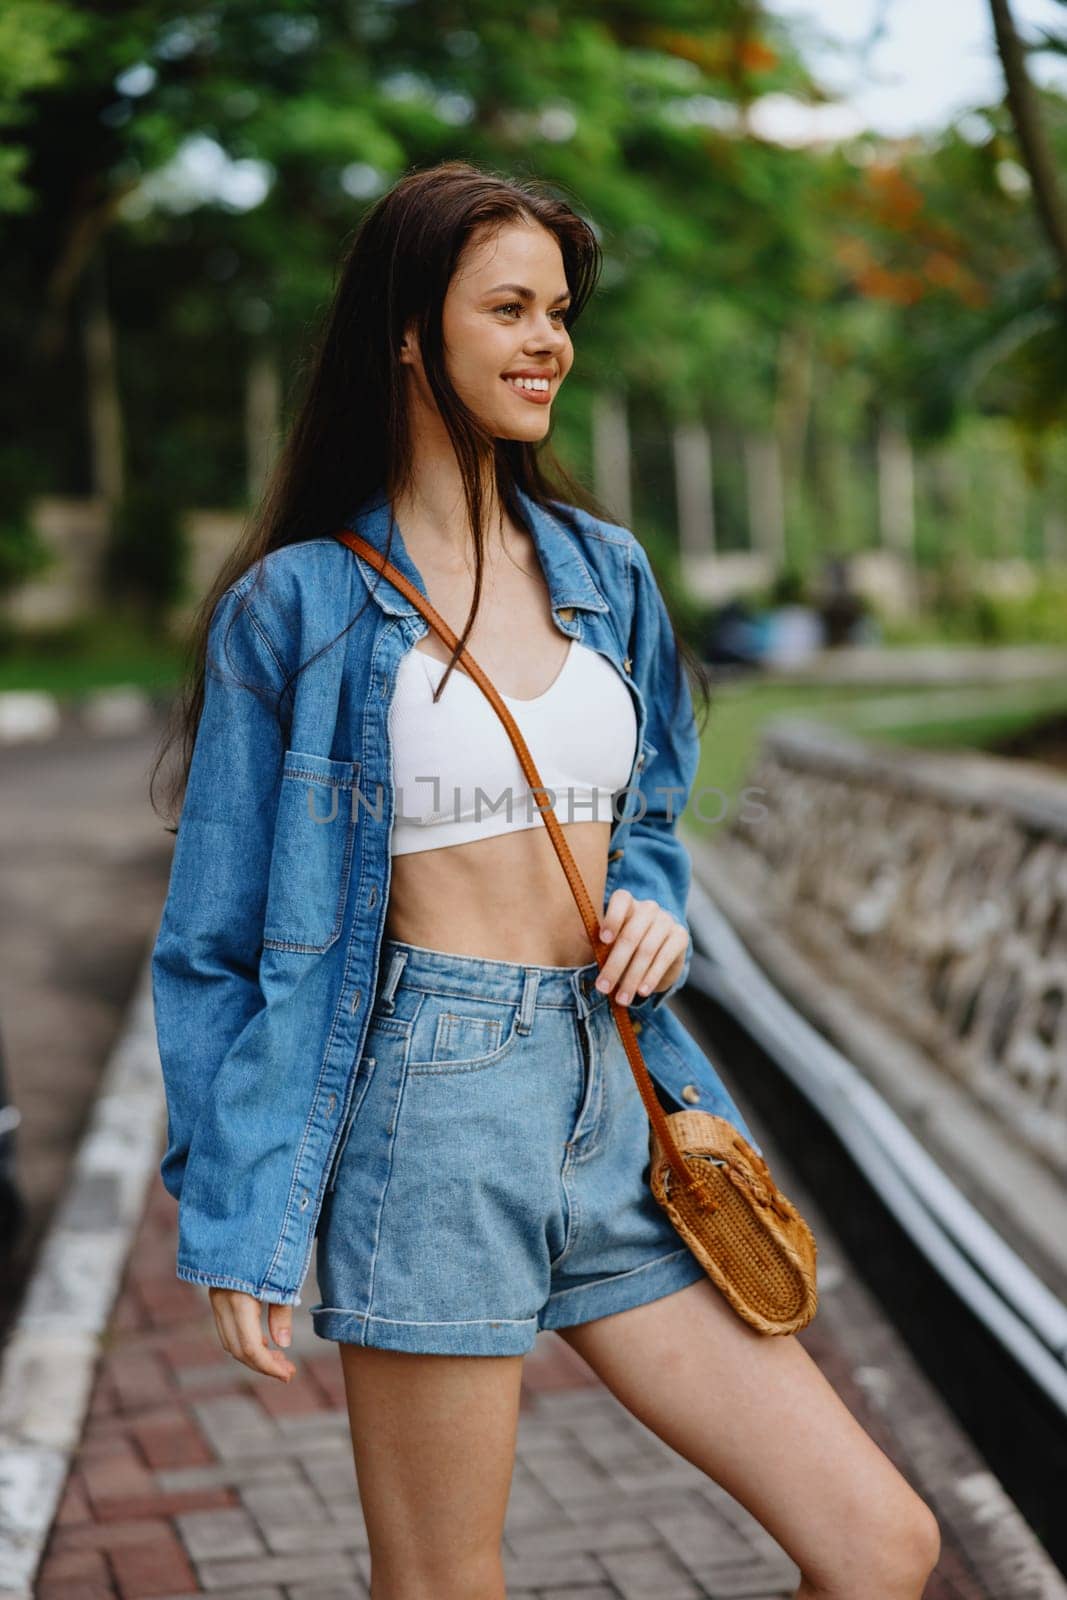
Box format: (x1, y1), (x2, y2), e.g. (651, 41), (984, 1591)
(309, 937), (708, 1355)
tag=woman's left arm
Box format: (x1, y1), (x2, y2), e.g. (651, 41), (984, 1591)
(596, 536), (698, 1013)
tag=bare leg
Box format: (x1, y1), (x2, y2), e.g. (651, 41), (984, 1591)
(337, 1343), (525, 1600)
(557, 1277), (941, 1599)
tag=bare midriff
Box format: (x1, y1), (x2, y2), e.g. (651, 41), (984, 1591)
(384, 819), (610, 967)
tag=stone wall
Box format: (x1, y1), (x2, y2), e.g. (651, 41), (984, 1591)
(2, 497), (109, 629)
(0, 500), (247, 636)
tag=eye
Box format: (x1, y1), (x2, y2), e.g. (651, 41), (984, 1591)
(496, 302), (571, 323)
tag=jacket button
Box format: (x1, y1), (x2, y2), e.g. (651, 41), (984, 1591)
(623, 656), (633, 673)
(327, 1093), (337, 1115)
(350, 989), (362, 1013)
(681, 1084), (701, 1103)
(632, 1018), (643, 1035)
(368, 885), (378, 908)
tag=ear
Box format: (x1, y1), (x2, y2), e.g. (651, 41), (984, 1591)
(399, 320), (419, 366)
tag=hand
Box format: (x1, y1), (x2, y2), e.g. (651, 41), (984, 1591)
(595, 890), (688, 1006)
(208, 1287), (296, 1383)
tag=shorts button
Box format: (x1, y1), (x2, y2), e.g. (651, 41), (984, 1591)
(681, 1083), (701, 1103)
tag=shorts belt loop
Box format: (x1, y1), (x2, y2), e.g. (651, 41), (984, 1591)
(572, 966), (595, 1020)
(378, 948), (408, 1014)
(516, 969), (540, 1034)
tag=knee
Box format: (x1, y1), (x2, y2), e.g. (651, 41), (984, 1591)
(807, 1493), (941, 1599)
(857, 1496), (942, 1597)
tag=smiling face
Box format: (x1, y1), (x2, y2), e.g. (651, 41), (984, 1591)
(403, 218), (575, 442)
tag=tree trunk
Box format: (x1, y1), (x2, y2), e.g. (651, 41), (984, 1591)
(81, 253), (124, 512)
(877, 411), (916, 557)
(673, 419), (716, 559)
(988, 0), (1067, 281)
(744, 430), (785, 566)
(245, 344), (282, 506)
(592, 390), (632, 529)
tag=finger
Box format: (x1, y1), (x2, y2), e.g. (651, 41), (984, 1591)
(210, 1292), (293, 1382)
(210, 1293), (242, 1363)
(232, 1297), (295, 1382)
(613, 912), (678, 1005)
(267, 1302), (294, 1351)
(631, 921), (689, 1000)
(595, 898), (658, 995)
(598, 888), (633, 947)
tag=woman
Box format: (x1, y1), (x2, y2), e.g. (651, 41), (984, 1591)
(151, 161), (940, 1600)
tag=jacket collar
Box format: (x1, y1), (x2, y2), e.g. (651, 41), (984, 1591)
(341, 484), (610, 620)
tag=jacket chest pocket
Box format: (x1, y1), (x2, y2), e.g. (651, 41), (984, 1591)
(262, 750), (361, 954)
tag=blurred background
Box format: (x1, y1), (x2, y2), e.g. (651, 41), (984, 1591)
(3, 2), (1067, 1593)
(0, 0), (1063, 682)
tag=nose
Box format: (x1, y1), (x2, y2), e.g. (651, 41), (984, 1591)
(529, 311), (568, 347)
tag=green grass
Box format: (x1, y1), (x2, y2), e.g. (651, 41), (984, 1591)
(685, 674), (1067, 847)
(0, 614), (187, 696)
(694, 681), (901, 801)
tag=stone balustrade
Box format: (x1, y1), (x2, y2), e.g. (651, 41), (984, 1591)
(718, 718), (1067, 1177)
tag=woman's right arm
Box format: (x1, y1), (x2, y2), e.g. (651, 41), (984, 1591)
(150, 582), (287, 1206)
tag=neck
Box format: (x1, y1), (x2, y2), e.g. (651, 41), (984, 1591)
(390, 375), (508, 558)
(391, 462), (508, 569)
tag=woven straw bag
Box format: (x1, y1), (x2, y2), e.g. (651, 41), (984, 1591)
(335, 529), (818, 1336)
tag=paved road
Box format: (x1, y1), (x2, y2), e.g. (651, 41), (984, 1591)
(0, 713), (175, 1351)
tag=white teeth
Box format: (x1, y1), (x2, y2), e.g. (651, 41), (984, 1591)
(504, 376), (550, 392)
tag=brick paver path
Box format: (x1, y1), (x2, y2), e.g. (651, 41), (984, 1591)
(32, 1159), (1002, 1600)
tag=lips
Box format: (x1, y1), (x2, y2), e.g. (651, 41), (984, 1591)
(501, 376), (553, 404)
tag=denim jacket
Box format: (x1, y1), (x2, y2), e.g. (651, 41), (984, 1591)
(150, 485), (761, 1305)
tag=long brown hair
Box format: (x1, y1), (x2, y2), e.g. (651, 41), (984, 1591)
(150, 158), (712, 831)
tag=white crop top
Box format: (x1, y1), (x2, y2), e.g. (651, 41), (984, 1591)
(388, 638), (638, 856)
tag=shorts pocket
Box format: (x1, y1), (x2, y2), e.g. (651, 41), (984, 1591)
(406, 993), (524, 1077)
(262, 749), (361, 954)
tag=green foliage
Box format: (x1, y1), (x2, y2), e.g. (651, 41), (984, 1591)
(0, 0), (1064, 616)
(0, 0), (87, 211)
(0, 441), (53, 597)
(103, 483), (186, 622)
(0, 515), (51, 598)
(876, 569), (1067, 645)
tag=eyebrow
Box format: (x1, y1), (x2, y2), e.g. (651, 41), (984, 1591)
(483, 283), (572, 303)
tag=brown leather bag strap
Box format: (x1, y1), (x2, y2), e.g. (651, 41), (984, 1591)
(334, 528), (702, 1200)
